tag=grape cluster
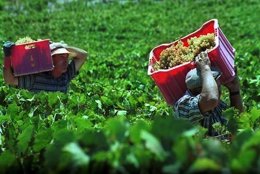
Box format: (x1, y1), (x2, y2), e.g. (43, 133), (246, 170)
(15, 36), (35, 45)
(153, 33), (215, 71)
(188, 33), (215, 57)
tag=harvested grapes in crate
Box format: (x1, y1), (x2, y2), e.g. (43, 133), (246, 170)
(153, 33), (215, 71)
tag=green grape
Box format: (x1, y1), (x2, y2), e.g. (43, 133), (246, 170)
(15, 36), (35, 45)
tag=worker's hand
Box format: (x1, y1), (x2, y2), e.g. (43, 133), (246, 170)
(3, 41), (15, 57)
(194, 51), (211, 70)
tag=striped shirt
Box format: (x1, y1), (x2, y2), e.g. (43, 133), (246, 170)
(174, 91), (227, 136)
(18, 60), (76, 93)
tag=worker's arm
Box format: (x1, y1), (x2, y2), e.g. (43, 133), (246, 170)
(2, 41), (18, 86)
(224, 69), (244, 113)
(3, 56), (18, 86)
(196, 52), (219, 113)
(66, 46), (88, 72)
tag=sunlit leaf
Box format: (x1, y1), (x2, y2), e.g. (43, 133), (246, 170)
(250, 107), (260, 123)
(95, 100), (102, 110)
(116, 110), (127, 116)
(0, 115), (10, 124)
(63, 142), (90, 167)
(126, 152), (139, 168)
(189, 158), (220, 173)
(140, 130), (167, 161)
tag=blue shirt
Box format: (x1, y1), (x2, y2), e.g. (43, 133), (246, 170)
(18, 60), (76, 93)
(174, 91), (227, 136)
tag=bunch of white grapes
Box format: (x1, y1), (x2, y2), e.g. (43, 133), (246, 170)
(188, 33), (215, 57)
(15, 36), (35, 45)
(153, 33), (215, 71)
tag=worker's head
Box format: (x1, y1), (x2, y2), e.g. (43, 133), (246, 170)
(185, 67), (221, 95)
(50, 43), (70, 76)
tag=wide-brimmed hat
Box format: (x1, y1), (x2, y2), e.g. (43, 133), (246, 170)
(185, 67), (221, 89)
(51, 46), (70, 56)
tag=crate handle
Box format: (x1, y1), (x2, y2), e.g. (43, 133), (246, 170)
(25, 44), (36, 50)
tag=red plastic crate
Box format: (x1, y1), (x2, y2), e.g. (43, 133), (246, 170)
(148, 19), (235, 105)
(11, 39), (54, 76)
